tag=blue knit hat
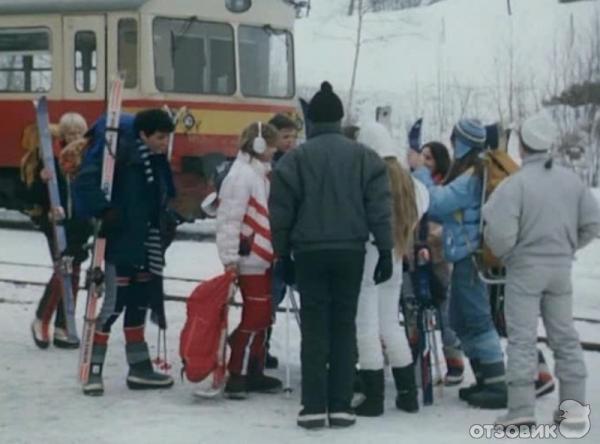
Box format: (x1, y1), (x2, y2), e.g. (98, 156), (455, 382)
(452, 118), (487, 159)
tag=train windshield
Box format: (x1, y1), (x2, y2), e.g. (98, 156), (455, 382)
(238, 25), (294, 98)
(153, 17), (236, 95)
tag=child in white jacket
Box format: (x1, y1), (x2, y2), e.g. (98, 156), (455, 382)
(354, 122), (430, 416)
(216, 122), (282, 399)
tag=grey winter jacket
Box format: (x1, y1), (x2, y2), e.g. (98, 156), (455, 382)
(482, 153), (600, 268)
(269, 122), (393, 256)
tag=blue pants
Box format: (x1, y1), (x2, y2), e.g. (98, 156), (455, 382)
(449, 256), (503, 364)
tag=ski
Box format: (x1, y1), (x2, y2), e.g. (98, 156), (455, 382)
(33, 96), (78, 342)
(411, 215), (442, 405)
(78, 77), (124, 384)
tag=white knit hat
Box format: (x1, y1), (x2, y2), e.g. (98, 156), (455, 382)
(357, 122), (397, 159)
(520, 111), (559, 152)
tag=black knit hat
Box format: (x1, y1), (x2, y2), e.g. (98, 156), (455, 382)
(307, 81), (344, 123)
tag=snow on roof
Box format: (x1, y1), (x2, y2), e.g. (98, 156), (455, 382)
(0, 0), (149, 14)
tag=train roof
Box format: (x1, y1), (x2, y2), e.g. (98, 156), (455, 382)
(0, 0), (149, 14)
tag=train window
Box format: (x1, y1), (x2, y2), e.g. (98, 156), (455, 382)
(75, 31), (97, 92)
(0, 28), (52, 93)
(118, 19), (138, 88)
(153, 17), (235, 95)
(225, 0), (251, 13)
(239, 26), (294, 98)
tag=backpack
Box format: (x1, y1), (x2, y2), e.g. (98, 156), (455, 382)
(72, 113), (137, 219)
(179, 271), (235, 383)
(480, 148), (520, 269)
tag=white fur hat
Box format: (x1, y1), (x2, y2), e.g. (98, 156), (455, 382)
(520, 111), (559, 152)
(357, 122), (397, 159)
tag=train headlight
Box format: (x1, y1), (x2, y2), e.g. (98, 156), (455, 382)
(225, 0), (252, 13)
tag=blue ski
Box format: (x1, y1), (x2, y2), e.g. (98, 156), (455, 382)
(34, 97), (78, 342)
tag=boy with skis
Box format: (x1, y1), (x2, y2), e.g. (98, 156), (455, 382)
(483, 111), (600, 428)
(75, 109), (176, 396)
(265, 113), (299, 369)
(25, 112), (93, 349)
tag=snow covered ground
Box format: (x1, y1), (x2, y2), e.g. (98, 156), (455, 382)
(0, 227), (599, 443)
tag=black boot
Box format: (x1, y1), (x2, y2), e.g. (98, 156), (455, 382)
(459, 359), (482, 401)
(247, 373), (283, 393)
(392, 364), (419, 413)
(466, 361), (507, 409)
(351, 370), (366, 408)
(83, 343), (107, 396)
(355, 369), (384, 417)
(125, 342), (174, 390)
(225, 374), (248, 400)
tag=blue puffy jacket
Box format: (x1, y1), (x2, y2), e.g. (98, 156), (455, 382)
(413, 166), (482, 263)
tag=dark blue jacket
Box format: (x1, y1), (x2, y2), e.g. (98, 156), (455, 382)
(74, 115), (176, 268)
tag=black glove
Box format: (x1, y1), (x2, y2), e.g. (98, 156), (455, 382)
(373, 249), (393, 285)
(281, 255), (295, 286)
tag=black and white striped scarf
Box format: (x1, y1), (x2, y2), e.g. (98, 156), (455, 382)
(139, 144), (164, 276)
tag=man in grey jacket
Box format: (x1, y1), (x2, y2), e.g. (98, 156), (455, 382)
(482, 111), (600, 428)
(269, 81), (393, 429)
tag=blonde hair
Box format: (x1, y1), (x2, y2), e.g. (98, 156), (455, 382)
(239, 122), (278, 156)
(59, 112), (87, 138)
(385, 157), (418, 258)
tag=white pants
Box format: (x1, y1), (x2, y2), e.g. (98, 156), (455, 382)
(356, 242), (413, 370)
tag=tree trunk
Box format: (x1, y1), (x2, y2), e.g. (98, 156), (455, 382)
(347, 0), (364, 123)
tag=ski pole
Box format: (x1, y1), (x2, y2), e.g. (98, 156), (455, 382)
(284, 286), (292, 397)
(288, 288), (301, 328)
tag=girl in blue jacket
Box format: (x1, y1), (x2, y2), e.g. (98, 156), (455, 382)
(413, 118), (506, 410)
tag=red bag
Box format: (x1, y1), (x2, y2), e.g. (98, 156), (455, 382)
(179, 271), (235, 383)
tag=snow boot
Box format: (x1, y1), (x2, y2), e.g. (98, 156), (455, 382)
(53, 327), (80, 349)
(328, 410), (356, 428)
(31, 318), (50, 349)
(351, 370), (366, 408)
(443, 346), (465, 386)
(392, 364), (419, 413)
(297, 409), (327, 430)
(82, 343), (107, 396)
(125, 342), (174, 390)
(459, 359), (482, 401)
(224, 374), (248, 400)
(246, 373), (283, 394)
(355, 369), (384, 417)
(535, 350), (555, 398)
(495, 413), (537, 430)
(466, 361), (507, 409)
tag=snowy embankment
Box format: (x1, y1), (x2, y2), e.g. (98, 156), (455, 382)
(0, 228), (599, 443)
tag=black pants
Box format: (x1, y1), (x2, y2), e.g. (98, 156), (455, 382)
(295, 249), (365, 413)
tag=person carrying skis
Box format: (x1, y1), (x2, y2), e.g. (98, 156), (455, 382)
(269, 81), (393, 429)
(216, 121), (283, 399)
(413, 118), (507, 409)
(75, 109), (176, 395)
(24, 112), (93, 349)
(264, 113), (299, 370)
(483, 111), (600, 428)
(353, 122), (429, 417)
(419, 141), (465, 386)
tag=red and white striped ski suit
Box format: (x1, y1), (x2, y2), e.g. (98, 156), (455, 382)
(216, 152), (274, 376)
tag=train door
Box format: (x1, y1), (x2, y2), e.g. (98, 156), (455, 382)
(62, 15), (106, 100)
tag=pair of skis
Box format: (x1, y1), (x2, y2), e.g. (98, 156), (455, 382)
(409, 216), (443, 406)
(78, 78), (124, 384)
(34, 98), (78, 343)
